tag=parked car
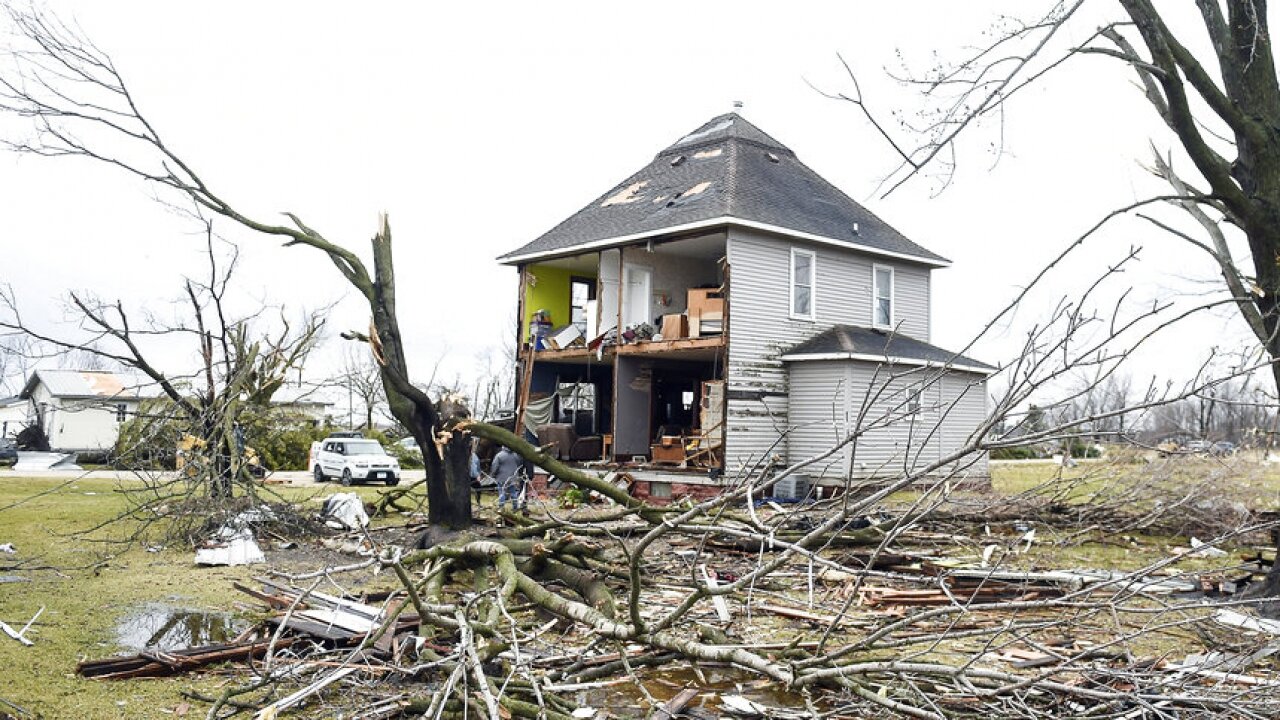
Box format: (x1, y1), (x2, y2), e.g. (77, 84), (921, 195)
(1185, 440), (1212, 454)
(310, 437), (401, 486)
(0, 438), (15, 466)
(397, 436), (421, 454)
(1210, 441), (1236, 456)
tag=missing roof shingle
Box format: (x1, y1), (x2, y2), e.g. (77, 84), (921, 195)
(600, 181), (648, 207)
(665, 179), (716, 207)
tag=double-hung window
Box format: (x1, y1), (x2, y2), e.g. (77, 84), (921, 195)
(790, 248), (816, 319)
(872, 264), (894, 328)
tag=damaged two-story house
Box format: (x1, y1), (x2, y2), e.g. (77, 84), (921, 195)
(498, 113), (992, 497)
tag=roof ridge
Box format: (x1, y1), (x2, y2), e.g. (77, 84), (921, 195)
(499, 112), (950, 266)
(724, 133), (739, 220)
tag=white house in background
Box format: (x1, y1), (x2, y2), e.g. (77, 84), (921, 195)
(16, 370), (334, 453)
(0, 396), (28, 439)
(271, 384), (334, 424)
(19, 369), (162, 452)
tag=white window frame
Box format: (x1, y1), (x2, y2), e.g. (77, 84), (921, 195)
(790, 247), (817, 320)
(872, 264), (894, 329)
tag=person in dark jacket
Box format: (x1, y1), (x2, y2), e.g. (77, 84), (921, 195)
(491, 446), (527, 515)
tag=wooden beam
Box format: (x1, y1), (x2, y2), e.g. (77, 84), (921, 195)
(615, 336), (726, 355)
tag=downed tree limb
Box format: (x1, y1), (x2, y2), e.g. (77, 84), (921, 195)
(252, 666), (358, 719)
(463, 421), (657, 518)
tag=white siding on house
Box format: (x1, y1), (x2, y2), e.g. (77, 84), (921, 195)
(787, 359), (989, 481)
(724, 227), (934, 470)
(939, 370), (990, 477)
(786, 361), (850, 479)
(31, 382), (138, 452)
(0, 399), (30, 438)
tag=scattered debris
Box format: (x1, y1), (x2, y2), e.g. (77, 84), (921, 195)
(321, 493), (369, 530)
(721, 695), (767, 716)
(12, 452), (81, 472)
(0, 606), (42, 646)
(1188, 536), (1230, 558)
(1215, 608), (1280, 635)
(78, 578), (420, 681)
(195, 529), (265, 566)
(700, 565), (731, 623)
(652, 688), (699, 720)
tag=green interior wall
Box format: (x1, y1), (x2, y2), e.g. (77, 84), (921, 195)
(523, 264), (595, 338)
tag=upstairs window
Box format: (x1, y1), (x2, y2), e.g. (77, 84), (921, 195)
(873, 265), (894, 328)
(790, 248), (816, 319)
(569, 277), (596, 335)
(116, 403), (127, 422)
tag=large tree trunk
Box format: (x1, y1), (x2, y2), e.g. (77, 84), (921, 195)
(364, 217), (474, 529)
(408, 408), (473, 530)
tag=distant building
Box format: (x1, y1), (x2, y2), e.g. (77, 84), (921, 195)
(270, 384), (333, 425)
(15, 369), (333, 452)
(0, 395), (28, 439)
(19, 369), (162, 452)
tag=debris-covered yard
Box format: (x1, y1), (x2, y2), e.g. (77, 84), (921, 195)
(4, 455), (1280, 719)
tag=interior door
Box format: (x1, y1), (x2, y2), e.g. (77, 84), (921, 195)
(622, 264), (652, 329)
(599, 249), (620, 332)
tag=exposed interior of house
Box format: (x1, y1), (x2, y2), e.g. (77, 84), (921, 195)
(516, 233), (729, 473)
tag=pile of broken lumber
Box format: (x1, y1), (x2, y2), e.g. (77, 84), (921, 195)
(76, 578), (420, 681)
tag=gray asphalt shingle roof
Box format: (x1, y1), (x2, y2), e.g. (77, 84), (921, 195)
(499, 113), (948, 266)
(781, 325), (993, 372)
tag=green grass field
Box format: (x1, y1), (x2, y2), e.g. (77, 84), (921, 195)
(0, 476), (400, 719)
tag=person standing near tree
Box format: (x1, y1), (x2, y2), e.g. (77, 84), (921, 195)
(491, 445), (527, 518)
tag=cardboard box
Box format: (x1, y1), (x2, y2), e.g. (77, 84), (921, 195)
(690, 309), (723, 338)
(687, 288), (724, 315)
(651, 441), (686, 464)
(687, 289), (725, 337)
(660, 313), (688, 340)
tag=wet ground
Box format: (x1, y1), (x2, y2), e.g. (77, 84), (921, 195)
(114, 603), (248, 654)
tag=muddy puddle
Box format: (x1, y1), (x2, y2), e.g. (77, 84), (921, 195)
(115, 602), (247, 654)
(581, 664), (806, 715)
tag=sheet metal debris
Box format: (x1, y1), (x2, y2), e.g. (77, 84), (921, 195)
(13, 452), (81, 472)
(194, 530), (264, 566)
(322, 493), (369, 530)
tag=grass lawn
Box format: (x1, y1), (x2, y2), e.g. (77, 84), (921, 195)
(0, 475), (402, 720)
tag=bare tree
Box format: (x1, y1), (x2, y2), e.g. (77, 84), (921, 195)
(0, 222), (321, 520)
(0, 329), (36, 395)
(828, 0), (1280, 594)
(832, 2), (1280, 391)
(337, 346), (386, 431)
(0, 7), (619, 530)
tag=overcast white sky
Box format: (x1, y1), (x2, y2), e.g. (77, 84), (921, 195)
(0, 1), (1260, 399)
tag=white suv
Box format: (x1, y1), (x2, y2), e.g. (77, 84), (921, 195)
(311, 437), (401, 486)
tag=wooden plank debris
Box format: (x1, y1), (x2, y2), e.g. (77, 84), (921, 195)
(77, 637), (306, 680)
(700, 565), (731, 623)
(651, 688), (699, 720)
(754, 603), (845, 627)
